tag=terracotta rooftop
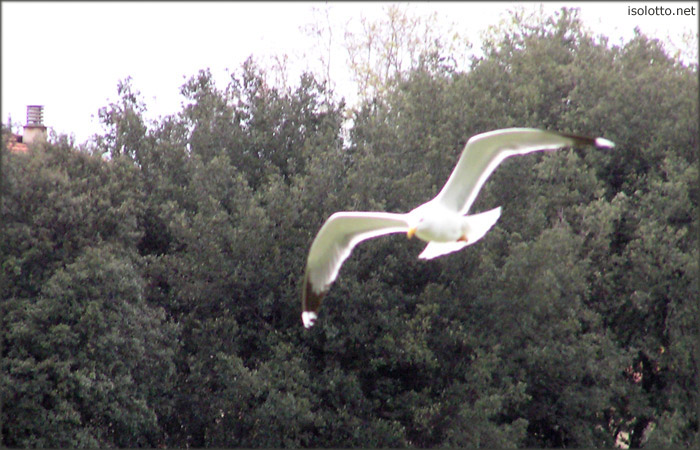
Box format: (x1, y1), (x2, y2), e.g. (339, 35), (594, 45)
(6, 133), (29, 153)
(5, 106), (47, 152)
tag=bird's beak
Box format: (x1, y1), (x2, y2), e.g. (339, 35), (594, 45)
(407, 227), (416, 239)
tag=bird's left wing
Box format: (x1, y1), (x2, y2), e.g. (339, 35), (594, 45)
(433, 128), (614, 214)
(302, 211), (410, 328)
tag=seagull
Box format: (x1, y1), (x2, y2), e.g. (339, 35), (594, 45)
(301, 128), (614, 328)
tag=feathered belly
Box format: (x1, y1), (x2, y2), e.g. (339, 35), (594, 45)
(415, 213), (464, 242)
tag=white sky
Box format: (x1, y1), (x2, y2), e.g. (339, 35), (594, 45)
(2, 1), (697, 145)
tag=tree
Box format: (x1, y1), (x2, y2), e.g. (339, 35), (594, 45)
(342, 3), (471, 101)
(1, 139), (176, 447)
(91, 77), (150, 161)
(2, 6), (697, 447)
(335, 6), (698, 446)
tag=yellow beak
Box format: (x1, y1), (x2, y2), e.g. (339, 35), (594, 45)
(407, 227), (417, 239)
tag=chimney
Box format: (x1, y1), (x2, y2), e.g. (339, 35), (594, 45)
(23, 105), (47, 145)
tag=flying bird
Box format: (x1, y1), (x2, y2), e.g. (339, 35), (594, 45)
(301, 128), (614, 328)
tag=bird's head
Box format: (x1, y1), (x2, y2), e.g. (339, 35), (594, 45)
(406, 217), (425, 239)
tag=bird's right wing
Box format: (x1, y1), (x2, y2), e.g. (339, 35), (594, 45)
(433, 128), (614, 214)
(302, 212), (410, 327)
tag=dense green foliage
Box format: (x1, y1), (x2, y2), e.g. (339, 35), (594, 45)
(2, 9), (697, 448)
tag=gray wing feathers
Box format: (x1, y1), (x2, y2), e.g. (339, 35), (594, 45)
(305, 212), (410, 293)
(434, 128), (598, 214)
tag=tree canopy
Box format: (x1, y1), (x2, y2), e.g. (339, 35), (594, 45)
(2, 7), (697, 448)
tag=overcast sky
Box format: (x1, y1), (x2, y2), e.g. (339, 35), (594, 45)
(2, 1), (697, 145)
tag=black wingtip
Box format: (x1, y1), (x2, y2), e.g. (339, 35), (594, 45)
(301, 271), (326, 328)
(558, 131), (615, 149)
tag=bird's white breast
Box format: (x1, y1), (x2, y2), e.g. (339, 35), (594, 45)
(414, 208), (465, 243)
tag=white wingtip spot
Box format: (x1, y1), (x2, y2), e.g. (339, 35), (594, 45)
(302, 311), (317, 329)
(595, 137), (615, 148)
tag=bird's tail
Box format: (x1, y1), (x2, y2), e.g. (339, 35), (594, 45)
(463, 206), (502, 245)
(418, 241), (469, 259)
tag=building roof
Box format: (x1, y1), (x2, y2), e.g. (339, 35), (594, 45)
(6, 133), (29, 153)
